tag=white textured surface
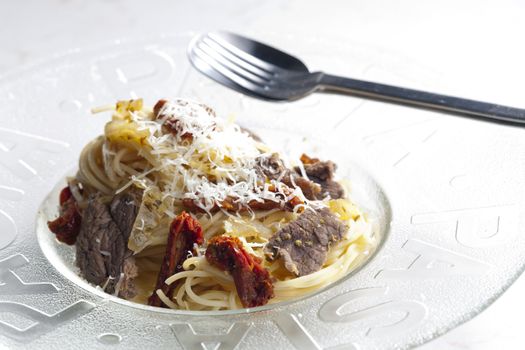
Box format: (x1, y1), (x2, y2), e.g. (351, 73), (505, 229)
(0, 1), (524, 349)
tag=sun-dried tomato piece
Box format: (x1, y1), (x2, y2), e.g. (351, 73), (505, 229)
(182, 197), (284, 213)
(182, 184), (304, 214)
(47, 186), (82, 245)
(299, 153), (320, 165)
(266, 183), (304, 209)
(205, 236), (274, 308)
(220, 196), (293, 212)
(182, 197), (294, 213)
(148, 211), (204, 307)
(154, 99), (191, 141)
(153, 99), (168, 118)
(58, 186), (72, 205)
(154, 99), (218, 143)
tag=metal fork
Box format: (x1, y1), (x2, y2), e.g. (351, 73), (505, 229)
(188, 31), (525, 124)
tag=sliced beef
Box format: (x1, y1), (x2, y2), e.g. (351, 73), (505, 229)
(255, 153), (290, 181)
(75, 195), (121, 288)
(206, 235), (274, 308)
(118, 256), (139, 299)
(110, 189), (142, 236)
(319, 180), (344, 200)
(75, 188), (142, 298)
(296, 154), (344, 199)
(291, 175), (322, 200)
(255, 153), (321, 200)
(264, 208), (347, 276)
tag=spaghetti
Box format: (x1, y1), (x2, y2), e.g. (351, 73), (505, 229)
(49, 98), (377, 311)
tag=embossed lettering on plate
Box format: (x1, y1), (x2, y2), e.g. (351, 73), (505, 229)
(275, 313), (325, 350)
(0, 300), (95, 342)
(319, 287), (427, 338)
(0, 127), (69, 180)
(96, 50), (176, 98)
(170, 322), (251, 350)
(0, 185), (24, 201)
(411, 206), (518, 248)
(275, 312), (359, 350)
(0, 254), (59, 295)
(0, 210), (17, 251)
(363, 121), (437, 167)
(376, 239), (491, 280)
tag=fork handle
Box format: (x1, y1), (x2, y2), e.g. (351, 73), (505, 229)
(319, 74), (525, 124)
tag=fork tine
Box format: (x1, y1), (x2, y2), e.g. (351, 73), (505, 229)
(200, 36), (274, 80)
(196, 38), (269, 85)
(190, 44), (269, 96)
(207, 33), (282, 74)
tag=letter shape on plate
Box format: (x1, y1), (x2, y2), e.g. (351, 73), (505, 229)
(0, 185), (24, 202)
(0, 127), (69, 180)
(0, 301), (95, 342)
(274, 313), (358, 350)
(0, 254), (59, 295)
(0, 210), (17, 251)
(170, 322), (251, 350)
(375, 239), (491, 280)
(411, 206), (518, 248)
(96, 50), (175, 98)
(363, 120), (438, 167)
(319, 287), (427, 338)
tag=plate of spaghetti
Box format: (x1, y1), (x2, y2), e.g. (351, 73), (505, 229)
(46, 97), (377, 311)
(3, 33), (523, 350)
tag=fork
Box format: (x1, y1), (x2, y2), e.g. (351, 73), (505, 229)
(188, 31), (525, 124)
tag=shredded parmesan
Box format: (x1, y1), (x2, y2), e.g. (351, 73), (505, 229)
(122, 99), (307, 212)
(98, 98), (320, 252)
(91, 104), (115, 114)
(113, 272), (125, 296)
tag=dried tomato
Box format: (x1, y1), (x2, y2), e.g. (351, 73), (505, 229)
(206, 235), (274, 308)
(153, 99), (193, 142)
(299, 153), (320, 165)
(182, 185), (303, 214)
(47, 186), (82, 245)
(148, 211), (203, 307)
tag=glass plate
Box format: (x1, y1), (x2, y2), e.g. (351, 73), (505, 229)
(0, 33), (523, 349)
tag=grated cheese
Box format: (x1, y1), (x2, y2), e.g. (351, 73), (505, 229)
(101, 98), (320, 252)
(125, 99), (307, 213)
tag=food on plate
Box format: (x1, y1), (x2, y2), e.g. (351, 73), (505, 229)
(47, 98), (376, 310)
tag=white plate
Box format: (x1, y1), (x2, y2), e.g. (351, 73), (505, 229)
(0, 33), (524, 349)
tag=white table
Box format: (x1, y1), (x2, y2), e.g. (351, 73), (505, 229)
(1, 1), (523, 348)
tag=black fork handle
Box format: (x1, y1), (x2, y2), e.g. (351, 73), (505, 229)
(319, 73), (525, 124)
